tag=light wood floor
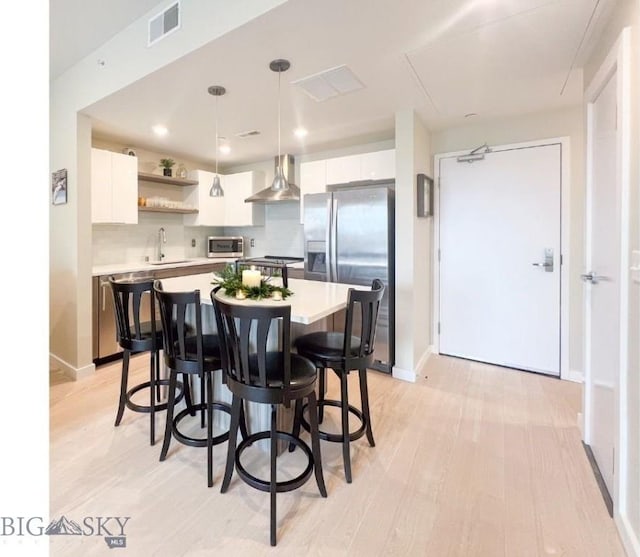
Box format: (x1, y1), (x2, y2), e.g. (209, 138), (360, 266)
(50, 354), (626, 556)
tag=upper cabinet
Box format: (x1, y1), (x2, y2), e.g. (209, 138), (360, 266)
(299, 160), (327, 223)
(325, 149), (395, 185)
(91, 148), (138, 224)
(184, 169), (265, 227)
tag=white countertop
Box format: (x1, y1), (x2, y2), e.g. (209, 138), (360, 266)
(92, 257), (237, 277)
(158, 274), (357, 325)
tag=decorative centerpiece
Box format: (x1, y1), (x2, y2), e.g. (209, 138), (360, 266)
(212, 264), (292, 301)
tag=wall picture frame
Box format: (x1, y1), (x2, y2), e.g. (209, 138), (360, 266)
(417, 173), (433, 217)
(52, 169), (68, 205)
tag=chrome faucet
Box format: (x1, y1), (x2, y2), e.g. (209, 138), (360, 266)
(157, 227), (167, 261)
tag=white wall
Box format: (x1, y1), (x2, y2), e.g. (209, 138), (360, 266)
(583, 0), (640, 554)
(50, 0), (287, 376)
(394, 110), (432, 381)
(432, 106), (585, 377)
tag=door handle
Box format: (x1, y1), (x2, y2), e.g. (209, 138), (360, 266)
(532, 248), (554, 272)
(581, 271), (610, 284)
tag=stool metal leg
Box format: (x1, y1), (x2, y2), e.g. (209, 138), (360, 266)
(207, 372), (214, 487)
(288, 399), (303, 453)
(114, 350), (130, 427)
(239, 400), (249, 441)
(149, 350), (156, 446)
(318, 367), (326, 423)
(160, 370), (178, 461)
(221, 395), (241, 493)
(270, 404), (277, 546)
(307, 391), (327, 497)
(183, 374), (196, 417)
(358, 368), (375, 447)
(340, 372), (352, 483)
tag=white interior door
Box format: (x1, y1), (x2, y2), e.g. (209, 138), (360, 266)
(438, 144), (561, 375)
(585, 69), (620, 497)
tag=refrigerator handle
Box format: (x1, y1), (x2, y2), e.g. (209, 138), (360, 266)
(331, 198), (338, 282)
(325, 197), (333, 282)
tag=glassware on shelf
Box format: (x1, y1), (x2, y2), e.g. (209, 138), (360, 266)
(176, 164), (188, 179)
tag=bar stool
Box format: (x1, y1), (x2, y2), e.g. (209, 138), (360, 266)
(109, 277), (179, 446)
(212, 291), (326, 546)
(154, 281), (241, 487)
(291, 278), (385, 483)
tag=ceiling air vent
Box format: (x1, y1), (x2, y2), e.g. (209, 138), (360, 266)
(292, 64), (365, 102)
(236, 130), (261, 138)
(148, 1), (181, 46)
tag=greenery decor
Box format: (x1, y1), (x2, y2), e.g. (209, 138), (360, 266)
(159, 158), (176, 176)
(212, 264), (293, 300)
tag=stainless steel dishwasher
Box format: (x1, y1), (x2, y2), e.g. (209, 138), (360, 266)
(92, 262), (227, 363)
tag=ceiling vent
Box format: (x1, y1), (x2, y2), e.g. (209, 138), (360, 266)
(148, 1), (181, 46)
(292, 64), (365, 102)
(236, 130), (261, 138)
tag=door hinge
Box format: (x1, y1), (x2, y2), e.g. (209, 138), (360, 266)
(438, 249), (441, 262)
(437, 322), (441, 335)
(560, 254), (563, 265)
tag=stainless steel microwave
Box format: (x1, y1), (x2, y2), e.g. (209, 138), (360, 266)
(207, 236), (244, 258)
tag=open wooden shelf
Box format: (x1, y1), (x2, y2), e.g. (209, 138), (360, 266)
(137, 172), (198, 186)
(138, 206), (199, 214)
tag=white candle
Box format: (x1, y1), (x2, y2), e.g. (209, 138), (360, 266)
(242, 269), (261, 288)
(235, 290), (246, 300)
(271, 290), (282, 301)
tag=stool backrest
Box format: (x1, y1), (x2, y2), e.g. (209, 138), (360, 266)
(154, 280), (203, 375)
(109, 277), (158, 352)
(212, 289), (291, 390)
(343, 278), (385, 365)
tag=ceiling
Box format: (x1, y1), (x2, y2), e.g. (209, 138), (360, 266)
(53, 0), (612, 168)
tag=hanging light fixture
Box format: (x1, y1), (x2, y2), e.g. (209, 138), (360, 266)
(207, 85), (226, 197)
(269, 59), (291, 192)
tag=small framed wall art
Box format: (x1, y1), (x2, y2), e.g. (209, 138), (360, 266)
(416, 173), (433, 217)
(52, 169), (68, 206)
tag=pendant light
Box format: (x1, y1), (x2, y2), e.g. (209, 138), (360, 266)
(269, 59), (290, 192)
(207, 85), (226, 197)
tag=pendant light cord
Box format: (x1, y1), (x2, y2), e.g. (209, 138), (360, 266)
(215, 95), (219, 176)
(277, 68), (281, 172)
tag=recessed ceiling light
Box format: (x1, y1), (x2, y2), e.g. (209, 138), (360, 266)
(464, 113), (478, 118)
(219, 144), (231, 155)
(152, 124), (168, 136)
(294, 127), (308, 138)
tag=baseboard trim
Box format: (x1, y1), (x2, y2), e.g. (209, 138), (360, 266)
(582, 441), (613, 517)
(565, 369), (584, 383)
(616, 512), (640, 557)
(50, 353), (96, 381)
(392, 346), (433, 383)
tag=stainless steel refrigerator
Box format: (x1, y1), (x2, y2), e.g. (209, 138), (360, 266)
(303, 184), (395, 373)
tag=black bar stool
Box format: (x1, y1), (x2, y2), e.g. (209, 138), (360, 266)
(291, 278), (385, 483)
(154, 281), (243, 487)
(211, 290), (326, 546)
(109, 277), (179, 446)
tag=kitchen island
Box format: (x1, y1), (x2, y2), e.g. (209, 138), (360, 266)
(157, 273), (360, 450)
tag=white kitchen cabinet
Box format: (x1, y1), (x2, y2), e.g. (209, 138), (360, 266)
(184, 170), (225, 226)
(324, 149), (395, 185)
(299, 159), (327, 223)
(91, 148), (137, 224)
(360, 149), (395, 181)
(325, 154), (361, 184)
(224, 171), (265, 226)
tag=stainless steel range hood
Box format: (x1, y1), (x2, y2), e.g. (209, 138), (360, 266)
(245, 154), (300, 203)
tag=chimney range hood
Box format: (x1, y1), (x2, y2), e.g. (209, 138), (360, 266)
(245, 155), (300, 203)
